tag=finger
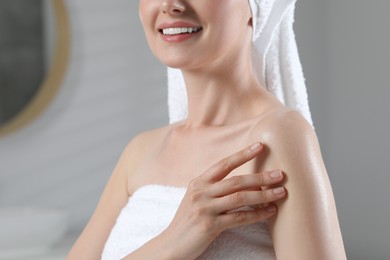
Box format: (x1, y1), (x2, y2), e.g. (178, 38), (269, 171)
(216, 205), (277, 231)
(210, 171), (284, 197)
(211, 188), (286, 213)
(201, 142), (264, 183)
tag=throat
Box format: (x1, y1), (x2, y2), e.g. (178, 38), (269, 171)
(185, 89), (268, 128)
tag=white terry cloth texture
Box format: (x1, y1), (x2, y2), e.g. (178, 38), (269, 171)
(102, 185), (276, 259)
(168, 0), (313, 126)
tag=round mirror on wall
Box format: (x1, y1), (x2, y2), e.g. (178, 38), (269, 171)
(0, 0), (70, 137)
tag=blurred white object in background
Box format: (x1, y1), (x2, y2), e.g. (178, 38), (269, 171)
(0, 207), (68, 259)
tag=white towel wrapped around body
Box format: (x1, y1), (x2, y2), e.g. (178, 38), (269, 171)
(102, 185), (276, 259)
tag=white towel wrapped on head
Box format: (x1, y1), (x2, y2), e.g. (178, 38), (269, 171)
(168, 0), (313, 126)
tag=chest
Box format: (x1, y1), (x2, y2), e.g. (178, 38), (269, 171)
(128, 129), (268, 191)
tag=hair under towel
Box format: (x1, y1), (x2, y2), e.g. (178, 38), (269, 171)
(167, 0), (313, 126)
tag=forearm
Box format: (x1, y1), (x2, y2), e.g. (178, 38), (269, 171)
(122, 233), (174, 260)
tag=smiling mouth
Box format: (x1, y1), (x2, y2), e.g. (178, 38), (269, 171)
(159, 27), (203, 36)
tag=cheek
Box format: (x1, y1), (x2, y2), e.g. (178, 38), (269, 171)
(138, 1), (150, 29)
(138, 1), (158, 46)
(137, 4), (161, 64)
(203, 0), (251, 33)
(138, 0), (159, 31)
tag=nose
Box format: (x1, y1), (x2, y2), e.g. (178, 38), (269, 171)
(161, 0), (186, 15)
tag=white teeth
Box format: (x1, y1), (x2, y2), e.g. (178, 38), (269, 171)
(162, 27), (201, 35)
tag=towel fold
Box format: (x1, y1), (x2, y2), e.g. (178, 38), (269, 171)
(102, 185), (276, 259)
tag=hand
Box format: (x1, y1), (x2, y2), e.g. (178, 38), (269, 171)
(160, 142), (286, 259)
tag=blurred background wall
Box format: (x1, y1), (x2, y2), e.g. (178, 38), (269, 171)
(0, 0), (168, 237)
(296, 1), (390, 259)
(0, 0), (388, 259)
(0, 0), (44, 124)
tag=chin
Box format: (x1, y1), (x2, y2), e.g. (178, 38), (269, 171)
(158, 57), (192, 70)
(152, 47), (200, 69)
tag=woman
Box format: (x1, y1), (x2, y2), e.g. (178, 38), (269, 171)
(68, 0), (346, 259)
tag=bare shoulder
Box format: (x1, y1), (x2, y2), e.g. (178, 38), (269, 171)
(132, 125), (171, 146)
(122, 124), (173, 169)
(251, 111), (346, 259)
(249, 107), (322, 174)
(258, 108), (316, 142)
(122, 124), (177, 192)
(255, 108), (318, 155)
(67, 124), (174, 259)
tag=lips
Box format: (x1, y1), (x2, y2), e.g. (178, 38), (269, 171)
(161, 27), (202, 35)
(158, 21), (203, 43)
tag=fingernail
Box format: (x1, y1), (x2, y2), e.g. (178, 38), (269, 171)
(270, 171), (282, 179)
(249, 142), (261, 152)
(272, 187), (285, 195)
(266, 205), (277, 213)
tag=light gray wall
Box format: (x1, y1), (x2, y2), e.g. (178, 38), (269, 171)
(0, 0), (167, 234)
(328, 1), (390, 259)
(296, 1), (390, 259)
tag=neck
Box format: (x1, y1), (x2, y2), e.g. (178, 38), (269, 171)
(181, 62), (269, 128)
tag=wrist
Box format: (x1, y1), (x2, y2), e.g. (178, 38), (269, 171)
(155, 230), (191, 260)
(154, 231), (178, 260)
(121, 232), (175, 260)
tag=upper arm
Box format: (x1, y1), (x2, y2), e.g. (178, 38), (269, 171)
(67, 135), (142, 259)
(262, 111), (346, 260)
